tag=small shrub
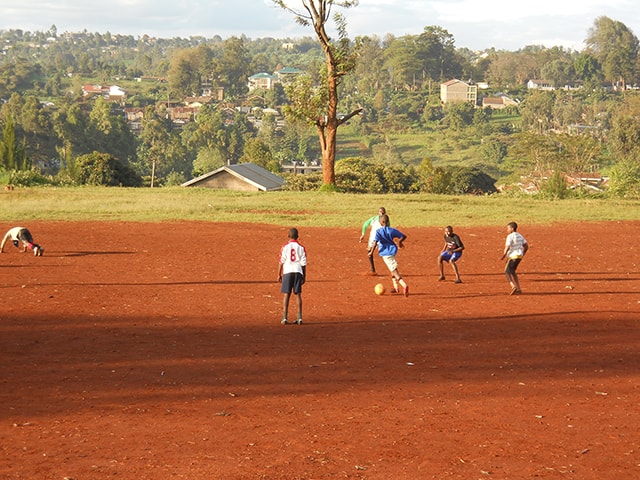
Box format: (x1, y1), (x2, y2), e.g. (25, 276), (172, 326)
(9, 168), (54, 186)
(539, 171), (571, 199)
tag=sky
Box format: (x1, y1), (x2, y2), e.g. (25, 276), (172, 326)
(2, 0), (640, 52)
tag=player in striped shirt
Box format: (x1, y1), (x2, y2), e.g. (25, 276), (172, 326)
(501, 221), (529, 295)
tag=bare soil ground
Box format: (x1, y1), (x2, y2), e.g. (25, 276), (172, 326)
(1, 221), (639, 479)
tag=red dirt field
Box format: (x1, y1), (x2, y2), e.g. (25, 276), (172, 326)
(1, 221), (639, 479)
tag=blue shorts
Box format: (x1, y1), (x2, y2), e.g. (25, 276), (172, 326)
(440, 251), (462, 262)
(281, 272), (304, 294)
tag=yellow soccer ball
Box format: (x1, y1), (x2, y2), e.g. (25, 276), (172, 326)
(374, 283), (386, 295)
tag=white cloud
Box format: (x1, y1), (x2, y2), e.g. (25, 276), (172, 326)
(1, 0), (640, 51)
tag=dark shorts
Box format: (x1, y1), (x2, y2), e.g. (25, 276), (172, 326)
(281, 272), (304, 295)
(505, 257), (522, 275)
(17, 228), (33, 244)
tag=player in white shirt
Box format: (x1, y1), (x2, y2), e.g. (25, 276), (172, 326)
(278, 228), (307, 325)
(1, 226), (44, 256)
(501, 221), (529, 295)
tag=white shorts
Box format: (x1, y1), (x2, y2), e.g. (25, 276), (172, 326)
(382, 255), (398, 272)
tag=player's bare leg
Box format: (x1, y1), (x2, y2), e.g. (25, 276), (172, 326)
(367, 246), (376, 273)
(282, 293), (291, 324)
(451, 260), (461, 283)
(392, 270), (408, 296)
(510, 272), (521, 294)
(294, 293), (303, 324)
(438, 254), (445, 280)
(505, 260), (522, 294)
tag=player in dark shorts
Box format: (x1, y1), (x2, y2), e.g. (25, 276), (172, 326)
(278, 228), (307, 325)
(438, 226), (464, 283)
(1, 226), (44, 256)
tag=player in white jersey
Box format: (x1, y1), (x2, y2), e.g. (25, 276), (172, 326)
(278, 228), (307, 325)
(501, 221), (529, 295)
(1, 226), (44, 256)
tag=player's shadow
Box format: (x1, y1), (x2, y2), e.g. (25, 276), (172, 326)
(526, 270), (638, 277)
(36, 279), (277, 287)
(529, 276), (637, 283)
(59, 251), (137, 257)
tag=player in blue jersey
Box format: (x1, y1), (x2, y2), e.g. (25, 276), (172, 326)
(374, 214), (409, 297)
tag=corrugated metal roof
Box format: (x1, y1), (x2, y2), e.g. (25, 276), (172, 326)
(225, 163), (284, 191)
(181, 163), (284, 191)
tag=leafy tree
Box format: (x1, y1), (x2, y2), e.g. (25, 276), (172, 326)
(443, 101), (474, 130)
(181, 104), (251, 170)
(520, 90), (554, 133)
(425, 166), (453, 194)
(555, 132), (602, 176)
(609, 157), (640, 198)
(75, 151), (141, 186)
(0, 115), (28, 170)
(609, 95), (640, 160)
(168, 49), (200, 98)
(485, 49), (540, 87)
(273, 0), (362, 187)
(137, 105), (172, 187)
(574, 53), (602, 89)
(423, 165), (496, 194)
(351, 35), (386, 99)
(87, 97), (138, 163)
(540, 58), (575, 88)
(481, 138), (508, 165)
(539, 170), (570, 199)
(586, 16), (639, 89)
(416, 26), (461, 82)
(192, 147), (225, 176)
(383, 35), (421, 89)
(509, 130), (559, 175)
(449, 165), (497, 194)
(211, 37), (252, 98)
(241, 137), (278, 171)
(551, 91), (584, 129)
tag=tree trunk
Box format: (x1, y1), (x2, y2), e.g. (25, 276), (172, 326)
(319, 60), (340, 185)
(318, 123), (337, 185)
(150, 158), (156, 188)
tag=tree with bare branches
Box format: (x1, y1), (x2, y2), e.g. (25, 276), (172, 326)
(273, 0), (362, 187)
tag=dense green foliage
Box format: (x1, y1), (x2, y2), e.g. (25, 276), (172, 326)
(2, 16), (640, 196)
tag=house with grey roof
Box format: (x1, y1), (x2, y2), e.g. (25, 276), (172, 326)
(181, 163), (284, 191)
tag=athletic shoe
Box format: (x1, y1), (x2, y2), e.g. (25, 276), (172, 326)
(294, 319), (303, 325)
(281, 318), (288, 325)
(391, 288), (399, 294)
(438, 276), (445, 281)
(33, 246), (40, 257)
(403, 285), (409, 297)
(454, 279), (462, 284)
